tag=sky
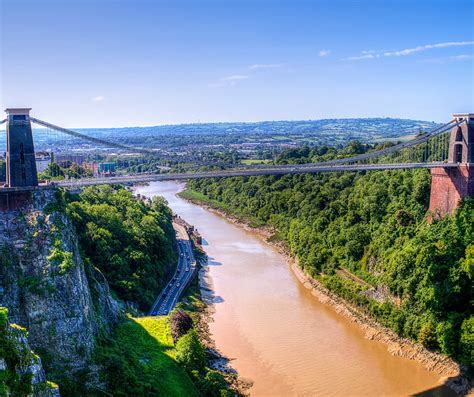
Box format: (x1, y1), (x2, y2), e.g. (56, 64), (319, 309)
(1, 0), (473, 128)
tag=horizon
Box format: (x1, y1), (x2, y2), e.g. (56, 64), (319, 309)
(1, 0), (473, 127)
(1, 114), (442, 132)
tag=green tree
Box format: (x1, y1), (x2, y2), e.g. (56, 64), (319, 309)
(175, 330), (206, 373)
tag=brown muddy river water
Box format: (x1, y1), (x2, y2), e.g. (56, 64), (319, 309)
(136, 181), (454, 397)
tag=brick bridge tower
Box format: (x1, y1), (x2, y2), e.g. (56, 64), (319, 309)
(429, 113), (473, 217)
(5, 108), (38, 188)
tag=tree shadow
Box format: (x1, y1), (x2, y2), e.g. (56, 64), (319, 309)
(207, 256), (223, 266)
(411, 374), (467, 397)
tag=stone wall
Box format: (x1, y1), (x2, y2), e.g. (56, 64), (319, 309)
(429, 165), (473, 218)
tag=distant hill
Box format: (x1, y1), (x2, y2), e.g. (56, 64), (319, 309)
(69, 117), (438, 141)
(0, 118), (440, 153)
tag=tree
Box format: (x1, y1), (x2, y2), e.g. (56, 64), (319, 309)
(175, 330), (206, 373)
(170, 310), (193, 344)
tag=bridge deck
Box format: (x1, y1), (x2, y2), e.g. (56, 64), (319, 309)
(0, 162), (459, 193)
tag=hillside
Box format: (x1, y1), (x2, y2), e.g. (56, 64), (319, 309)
(185, 145), (473, 371)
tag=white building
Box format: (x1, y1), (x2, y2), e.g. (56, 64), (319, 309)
(36, 152), (52, 173)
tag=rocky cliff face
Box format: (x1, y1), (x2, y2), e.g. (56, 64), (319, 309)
(0, 190), (121, 387)
(0, 307), (60, 397)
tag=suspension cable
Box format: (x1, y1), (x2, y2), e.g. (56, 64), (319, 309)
(30, 117), (159, 155)
(252, 119), (463, 169)
(0, 118), (6, 125)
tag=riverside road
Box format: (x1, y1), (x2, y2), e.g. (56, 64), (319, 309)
(149, 222), (197, 316)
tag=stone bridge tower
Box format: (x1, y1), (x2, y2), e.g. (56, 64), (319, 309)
(429, 113), (473, 217)
(5, 108), (38, 188)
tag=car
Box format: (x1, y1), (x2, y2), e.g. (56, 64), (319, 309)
(186, 267), (190, 271)
(177, 268), (181, 272)
(177, 282), (181, 287)
(180, 253), (183, 257)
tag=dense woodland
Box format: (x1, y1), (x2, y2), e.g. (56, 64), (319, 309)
(187, 144), (473, 369)
(65, 185), (176, 310)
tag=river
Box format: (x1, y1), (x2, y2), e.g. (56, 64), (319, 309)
(135, 181), (454, 397)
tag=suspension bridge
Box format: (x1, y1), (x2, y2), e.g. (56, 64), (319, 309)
(0, 108), (472, 217)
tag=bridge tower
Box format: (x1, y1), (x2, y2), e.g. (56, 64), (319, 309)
(5, 108), (38, 188)
(429, 113), (473, 218)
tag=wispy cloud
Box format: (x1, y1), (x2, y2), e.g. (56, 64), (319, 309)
(344, 40), (474, 61)
(318, 50), (331, 57)
(345, 53), (380, 61)
(249, 63), (283, 70)
(421, 54), (473, 64)
(384, 41), (474, 57)
(91, 95), (105, 101)
(221, 74), (249, 81)
(209, 74), (249, 87)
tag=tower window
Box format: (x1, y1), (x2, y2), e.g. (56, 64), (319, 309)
(12, 115), (26, 121)
(454, 144), (463, 163)
(20, 143), (25, 164)
(455, 127), (463, 142)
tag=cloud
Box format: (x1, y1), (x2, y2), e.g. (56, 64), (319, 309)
(91, 95), (105, 101)
(249, 63), (283, 70)
(344, 40), (474, 61)
(318, 50), (331, 57)
(221, 74), (249, 81)
(384, 41), (474, 56)
(421, 54), (473, 63)
(344, 54), (380, 61)
(209, 74), (249, 87)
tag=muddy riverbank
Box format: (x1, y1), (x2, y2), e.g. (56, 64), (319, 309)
(179, 191), (471, 396)
(136, 181), (469, 396)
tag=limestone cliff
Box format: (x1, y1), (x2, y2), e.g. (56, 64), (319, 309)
(0, 307), (60, 396)
(0, 190), (121, 388)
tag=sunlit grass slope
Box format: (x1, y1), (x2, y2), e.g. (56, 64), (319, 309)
(110, 316), (200, 397)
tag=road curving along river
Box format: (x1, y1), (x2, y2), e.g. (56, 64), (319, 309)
(135, 181), (456, 397)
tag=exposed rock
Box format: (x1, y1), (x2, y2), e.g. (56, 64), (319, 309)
(0, 308), (60, 397)
(0, 190), (121, 386)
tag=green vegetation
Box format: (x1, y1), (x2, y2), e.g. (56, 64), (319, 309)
(47, 239), (74, 275)
(96, 316), (200, 397)
(97, 313), (236, 397)
(175, 329), (206, 373)
(0, 307), (36, 396)
(39, 161), (93, 181)
(65, 185), (176, 310)
(187, 143), (473, 369)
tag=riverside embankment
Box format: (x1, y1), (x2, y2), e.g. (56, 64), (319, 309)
(135, 181), (465, 397)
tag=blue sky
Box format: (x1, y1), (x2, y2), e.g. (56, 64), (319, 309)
(1, 0), (473, 127)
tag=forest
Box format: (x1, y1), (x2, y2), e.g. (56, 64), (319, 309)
(186, 144), (473, 369)
(65, 185), (176, 310)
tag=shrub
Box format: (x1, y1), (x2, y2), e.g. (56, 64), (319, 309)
(175, 330), (206, 373)
(170, 310), (193, 344)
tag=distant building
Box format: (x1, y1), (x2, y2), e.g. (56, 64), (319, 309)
(55, 154), (85, 166)
(98, 162), (116, 176)
(35, 151), (52, 173)
(83, 162), (99, 175)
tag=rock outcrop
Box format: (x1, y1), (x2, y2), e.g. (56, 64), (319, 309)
(0, 190), (120, 387)
(0, 307), (60, 397)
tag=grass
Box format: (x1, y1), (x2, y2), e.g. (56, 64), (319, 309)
(106, 316), (200, 397)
